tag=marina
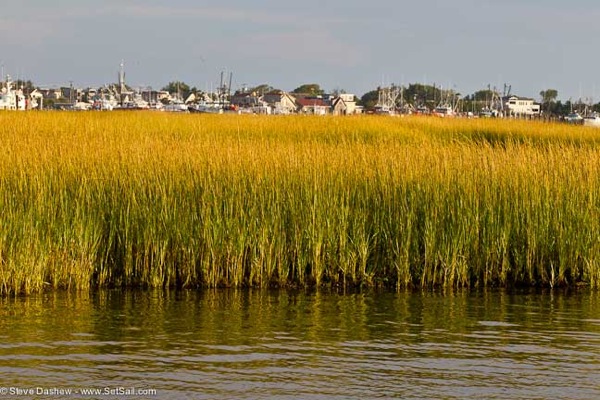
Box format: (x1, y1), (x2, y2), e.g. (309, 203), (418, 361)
(2, 63), (600, 123)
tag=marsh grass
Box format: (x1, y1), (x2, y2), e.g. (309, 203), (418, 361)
(0, 112), (599, 294)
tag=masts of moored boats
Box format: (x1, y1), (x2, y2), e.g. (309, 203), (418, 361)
(0, 74), (29, 110)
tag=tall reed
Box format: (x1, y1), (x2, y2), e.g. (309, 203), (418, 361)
(0, 112), (599, 294)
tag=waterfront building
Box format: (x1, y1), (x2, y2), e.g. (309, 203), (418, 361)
(505, 96), (541, 117)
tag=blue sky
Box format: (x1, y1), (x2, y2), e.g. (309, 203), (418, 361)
(1, 0), (598, 101)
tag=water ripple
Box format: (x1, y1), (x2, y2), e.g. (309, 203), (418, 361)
(0, 289), (599, 399)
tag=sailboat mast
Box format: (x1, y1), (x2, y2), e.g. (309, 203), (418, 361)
(228, 72), (232, 106)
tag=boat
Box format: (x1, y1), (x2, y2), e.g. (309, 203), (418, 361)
(565, 112), (583, 124)
(163, 99), (188, 112)
(479, 109), (493, 118)
(187, 103), (222, 114)
(148, 101), (164, 111)
(72, 102), (92, 111)
(479, 108), (500, 118)
(583, 113), (600, 127)
(92, 97), (117, 111)
(114, 91), (150, 110)
(433, 104), (455, 117)
(0, 76), (26, 110)
(374, 105), (397, 115)
(414, 106), (430, 115)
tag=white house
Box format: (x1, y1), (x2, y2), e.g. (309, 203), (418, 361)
(505, 96), (540, 117)
(332, 93), (358, 115)
(261, 91), (297, 114)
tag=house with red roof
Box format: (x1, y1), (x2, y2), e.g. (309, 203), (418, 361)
(295, 97), (330, 115)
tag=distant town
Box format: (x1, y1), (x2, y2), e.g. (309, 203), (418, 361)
(1, 64), (599, 125)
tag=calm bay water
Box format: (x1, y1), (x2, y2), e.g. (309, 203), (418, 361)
(0, 289), (599, 399)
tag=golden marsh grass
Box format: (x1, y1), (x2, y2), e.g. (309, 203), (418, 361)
(0, 112), (599, 294)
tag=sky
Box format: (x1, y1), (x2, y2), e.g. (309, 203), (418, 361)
(1, 0), (599, 101)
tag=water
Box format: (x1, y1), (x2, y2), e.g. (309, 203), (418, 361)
(0, 289), (599, 399)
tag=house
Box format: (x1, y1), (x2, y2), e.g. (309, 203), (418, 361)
(505, 96), (540, 117)
(140, 90), (170, 103)
(261, 90), (297, 114)
(296, 97), (330, 115)
(61, 86), (83, 103)
(331, 93), (358, 115)
(38, 88), (63, 100)
(332, 97), (348, 116)
(231, 91), (262, 107)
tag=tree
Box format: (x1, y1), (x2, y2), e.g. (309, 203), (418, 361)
(43, 98), (56, 110)
(359, 90), (379, 109)
(360, 83), (443, 110)
(249, 84), (274, 95)
(162, 81), (192, 99)
(553, 100), (571, 116)
(461, 88), (501, 113)
(540, 89), (558, 115)
(292, 83), (324, 96)
(540, 89), (558, 104)
(470, 89), (496, 102)
(403, 83), (443, 107)
(331, 87), (348, 96)
(13, 79), (36, 93)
